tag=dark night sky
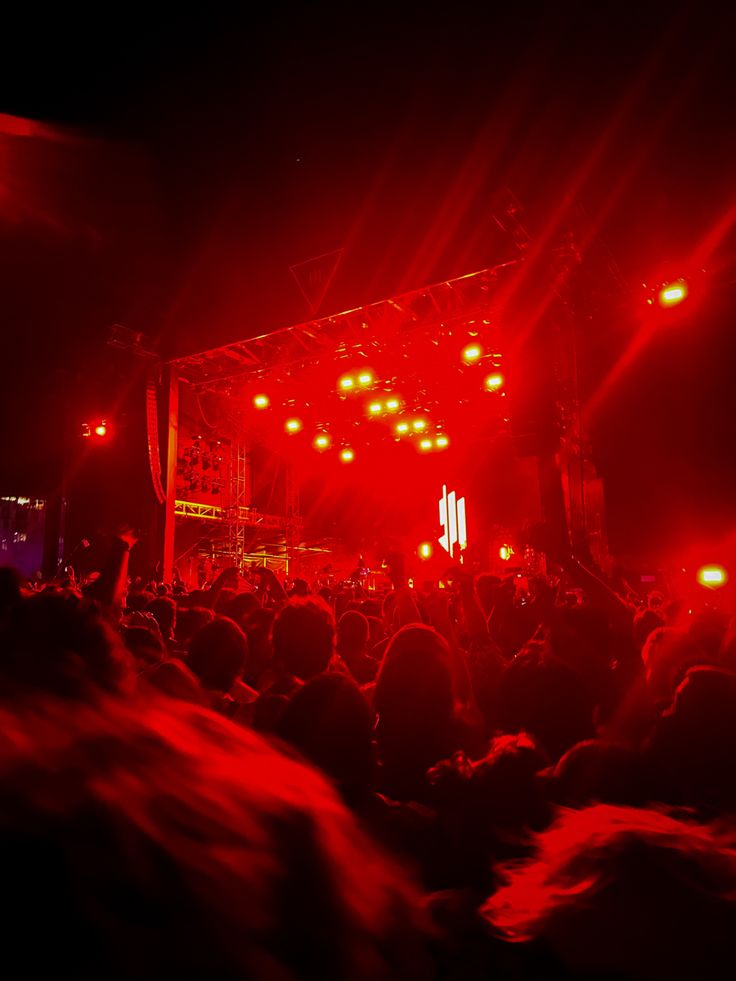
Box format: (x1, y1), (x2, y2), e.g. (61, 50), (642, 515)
(1, 3), (735, 561)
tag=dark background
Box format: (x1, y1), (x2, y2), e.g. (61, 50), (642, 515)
(1, 2), (735, 566)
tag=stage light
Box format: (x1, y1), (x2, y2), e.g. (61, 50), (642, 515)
(368, 401), (383, 414)
(385, 398), (400, 411)
(412, 419), (427, 432)
(339, 376), (354, 391)
(418, 542), (433, 559)
(435, 435), (449, 449)
(94, 422), (108, 437)
(462, 343), (483, 363)
(395, 421), (409, 435)
(313, 433), (330, 450)
(285, 418), (302, 433)
(658, 280), (688, 307)
(253, 394), (270, 409)
(419, 438), (433, 451)
(340, 447), (355, 463)
(357, 372), (373, 386)
(499, 544), (514, 562)
(484, 372), (504, 391)
(697, 565), (727, 588)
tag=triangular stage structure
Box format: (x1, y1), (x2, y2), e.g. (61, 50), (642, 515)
(289, 248), (343, 314)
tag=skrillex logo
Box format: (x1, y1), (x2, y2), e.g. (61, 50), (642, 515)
(438, 484), (467, 559)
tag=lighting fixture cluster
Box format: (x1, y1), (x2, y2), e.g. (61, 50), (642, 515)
(81, 419), (109, 439)
(644, 277), (689, 309)
(459, 340), (506, 395)
(339, 370), (374, 392)
(178, 437), (224, 496)
(367, 396), (401, 415)
(248, 341), (507, 461)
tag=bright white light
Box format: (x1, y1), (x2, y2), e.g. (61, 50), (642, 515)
(697, 565), (727, 587)
(462, 343), (483, 362)
(484, 373), (504, 391)
(285, 418), (302, 433)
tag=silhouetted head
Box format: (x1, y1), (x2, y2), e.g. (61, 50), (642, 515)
(188, 617), (249, 693)
(337, 610), (370, 658)
(552, 739), (648, 808)
(483, 804), (736, 981)
(374, 625), (455, 797)
(0, 693), (429, 979)
(277, 673), (375, 805)
(633, 607), (665, 650)
(121, 624), (167, 668)
(223, 591), (260, 626)
(175, 606), (215, 647)
(146, 596), (177, 641)
(0, 591), (132, 699)
(272, 596), (335, 681)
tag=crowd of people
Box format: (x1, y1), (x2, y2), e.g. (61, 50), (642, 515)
(2, 531), (736, 979)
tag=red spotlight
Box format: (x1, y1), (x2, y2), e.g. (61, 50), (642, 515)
(384, 398), (400, 412)
(395, 421), (409, 435)
(499, 544), (514, 562)
(412, 418), (427, 432)
(340, 447), (355, 463)
(658, 280), (688, 307)
(368, 401), (383, 415)
(285, 418), (302, 434)
(313, 433), (331, 450)
(435, 435), (449, 449)
(484, 372), (504, 391)
(697, 565), (727, 588)
(418, 542), (433, 559)
(357, 371), (374, 387)
(418, 438), (433, 451)
(339, 375), (354, 391)
(253, 394), (270, 409)
(94, 420), (109, 438)
(462, 343), (483, 363)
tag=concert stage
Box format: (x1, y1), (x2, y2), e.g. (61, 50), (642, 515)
(160, 257), (606, 587)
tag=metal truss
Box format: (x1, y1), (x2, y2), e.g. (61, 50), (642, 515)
(174, 499), (287, 531)
(169, 260), (522, 393)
